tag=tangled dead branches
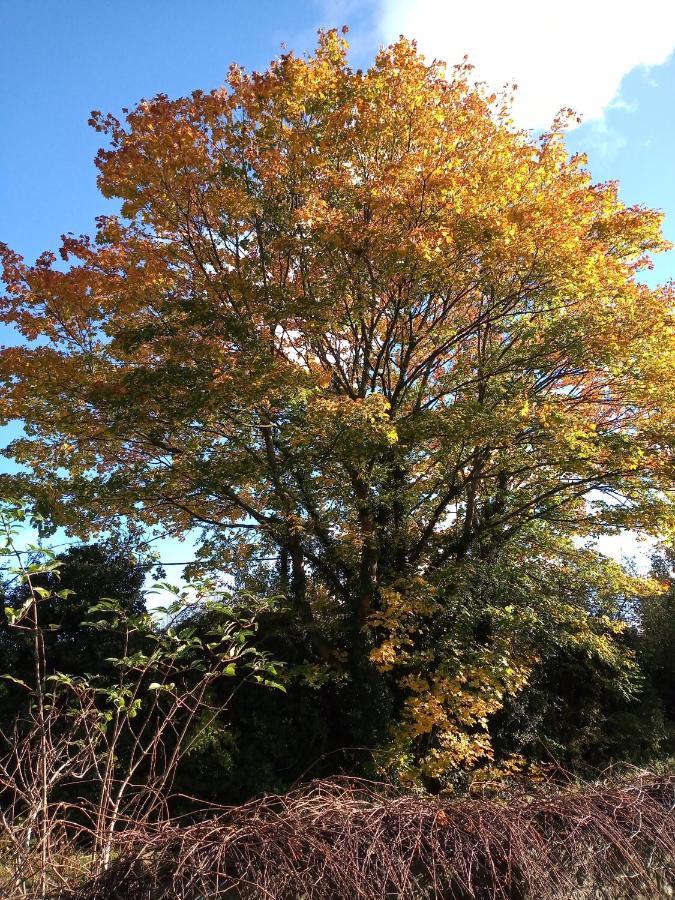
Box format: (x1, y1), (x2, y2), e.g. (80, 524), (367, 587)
(63, 773), (674, 900)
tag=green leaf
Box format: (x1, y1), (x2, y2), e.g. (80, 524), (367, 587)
(1, 674), (30, 690)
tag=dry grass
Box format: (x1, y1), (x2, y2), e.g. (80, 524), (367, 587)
(59, 772), (674, 900)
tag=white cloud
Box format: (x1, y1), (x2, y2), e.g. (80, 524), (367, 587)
(378, 0), (675, 129)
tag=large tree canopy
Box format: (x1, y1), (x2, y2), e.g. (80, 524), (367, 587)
(1, 31), (673, 780)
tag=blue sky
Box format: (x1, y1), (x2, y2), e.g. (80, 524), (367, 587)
(1, 0), (673, 574)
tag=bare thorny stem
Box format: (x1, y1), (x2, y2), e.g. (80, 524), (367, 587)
(66, 774), (675, 900)
(0, 521), (272, 897)
(0, 511), (50, 899)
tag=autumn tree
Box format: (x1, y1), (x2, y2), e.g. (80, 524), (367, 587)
(1, 31), (673, 782)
